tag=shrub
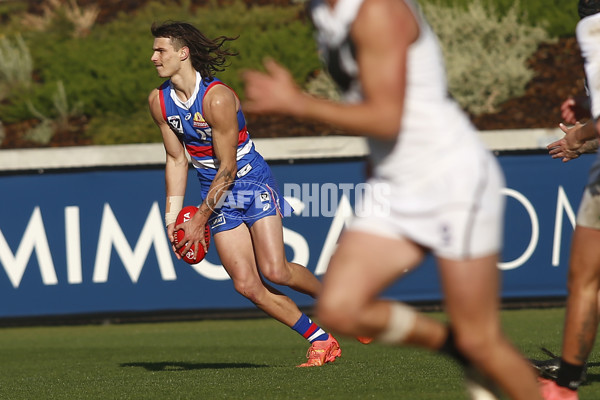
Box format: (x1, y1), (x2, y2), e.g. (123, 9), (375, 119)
(418, 0), (578, 38)
(24, 81), (84, 145)
(86, 109), (161, 145)
(0, 34), (33, 100)
(0, 1), (320, 145)
(0, 0), (566, 145)
(20, 0), (99, 38)
(0, 2), (29, 36)
(305, 70), (341, 101)
(421, 0), (553, 115)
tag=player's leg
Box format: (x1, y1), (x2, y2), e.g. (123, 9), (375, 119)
(316, 230), (448, 349)
(218, 219), (340, 366)
(560, 225), (600, 380)
(438, 254), (542, 400)
(214, 223), (302, 327)
(249, 214), (322, 298)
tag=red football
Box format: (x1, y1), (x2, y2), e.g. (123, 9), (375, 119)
(174, 206), (211, 264)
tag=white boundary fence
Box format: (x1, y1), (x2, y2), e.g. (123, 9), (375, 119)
(0, 128), (565, 171)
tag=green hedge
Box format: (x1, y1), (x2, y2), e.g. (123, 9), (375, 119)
(0, 0), (577, 145)
(418, 0), (579, 38)
(422, 0), (553, 115)
(0, 1), (319, 144)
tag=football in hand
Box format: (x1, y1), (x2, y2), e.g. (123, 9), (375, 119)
(174, 206), (211, 264)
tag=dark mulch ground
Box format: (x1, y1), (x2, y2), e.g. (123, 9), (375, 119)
(470, 37), (587, 130)
(0, 0), (589, 149)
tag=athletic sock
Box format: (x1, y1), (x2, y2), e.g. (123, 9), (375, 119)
(291, 313), (329, 343)
(557, 359), (584, 391)
(438, 327), (469, 367)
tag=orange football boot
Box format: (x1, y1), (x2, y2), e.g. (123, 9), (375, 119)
(297, 335), (342, 367)
(356, 336), (373, 344)
(539, 378), (579, 400)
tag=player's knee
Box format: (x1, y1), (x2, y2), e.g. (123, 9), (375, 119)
(260, 261), (291, 286)
(452, 328), (498, 363)
(232, 279), (263, 304)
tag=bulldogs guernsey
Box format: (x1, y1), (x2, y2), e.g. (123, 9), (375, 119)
(158, 71), (256, 184)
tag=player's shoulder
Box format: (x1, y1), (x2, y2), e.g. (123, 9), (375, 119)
(355, 0), (417, 33)
(148, 81), (169, 101)
(149, 81), (172, 108)
(203, 80), (237, 108)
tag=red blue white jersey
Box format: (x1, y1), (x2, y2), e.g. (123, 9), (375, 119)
(158, 71), (255, 173)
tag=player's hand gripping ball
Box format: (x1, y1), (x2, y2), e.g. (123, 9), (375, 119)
(175, 206), (211, 264)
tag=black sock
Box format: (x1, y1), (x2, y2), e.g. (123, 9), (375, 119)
(556, 359), (584, 390)
(438, 328), (469, 367)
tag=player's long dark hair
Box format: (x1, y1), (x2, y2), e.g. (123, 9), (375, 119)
(579, 0), (600, 18)
(151, 21), (238, 80)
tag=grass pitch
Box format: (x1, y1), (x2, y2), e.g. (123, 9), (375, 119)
(0, 307), (597, 399)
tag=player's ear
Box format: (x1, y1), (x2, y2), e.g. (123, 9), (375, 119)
(180, 46), (189, 61)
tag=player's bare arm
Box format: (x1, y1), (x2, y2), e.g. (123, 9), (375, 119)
(347, 0), (416, 137)
(149, 88), (188, 256)
(243, 0), (416, 140)
(200, 84), (239, 215)
(177, 84), (239, 256)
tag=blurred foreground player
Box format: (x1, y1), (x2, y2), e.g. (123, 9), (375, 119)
(148, 21), (341, 367)
(243, 0), (542, 398)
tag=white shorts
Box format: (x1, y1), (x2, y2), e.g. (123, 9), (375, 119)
(576, 186), (600, 229)
(348, 152), (505, 260)
(577, 12), (600, 119)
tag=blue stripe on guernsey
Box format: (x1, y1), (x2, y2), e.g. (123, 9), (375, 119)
(158, 71), (253, 169)
(292, 313), (329, 343)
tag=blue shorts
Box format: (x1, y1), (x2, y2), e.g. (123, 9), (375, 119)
(198, 154), (292, 234)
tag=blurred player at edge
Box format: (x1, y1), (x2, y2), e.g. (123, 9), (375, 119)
(538, 1), (600, 399)
(243, 0), (543, 398)
(148, 21), (343, 367)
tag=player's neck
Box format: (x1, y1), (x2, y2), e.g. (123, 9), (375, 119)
(170, 67), (197, 102)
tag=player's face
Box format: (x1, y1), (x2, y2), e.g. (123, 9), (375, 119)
(151, 38), (182, 78)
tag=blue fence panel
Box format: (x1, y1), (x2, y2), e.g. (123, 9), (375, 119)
(0, 152), (594, 318)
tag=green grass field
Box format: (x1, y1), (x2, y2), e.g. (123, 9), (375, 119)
(0, 308), (597, 399)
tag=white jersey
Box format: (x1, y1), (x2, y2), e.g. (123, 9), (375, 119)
(576, 12), (600, 190)
(575, 12), (600, 228)
(311, 0), (505, 258)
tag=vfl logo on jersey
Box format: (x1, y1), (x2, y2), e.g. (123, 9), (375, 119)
(167, 115), (184, 135)
(193, 112), (209, 128)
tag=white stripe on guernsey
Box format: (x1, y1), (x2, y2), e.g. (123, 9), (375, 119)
(170, 71), (202, 110)
(308, 328), (326, 342)
(191, 139), (254, 169)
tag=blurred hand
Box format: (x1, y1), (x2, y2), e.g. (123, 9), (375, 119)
(560, 95), (590, 125)
(242, 59), (306, 116)
(560, 97), (578, 125)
